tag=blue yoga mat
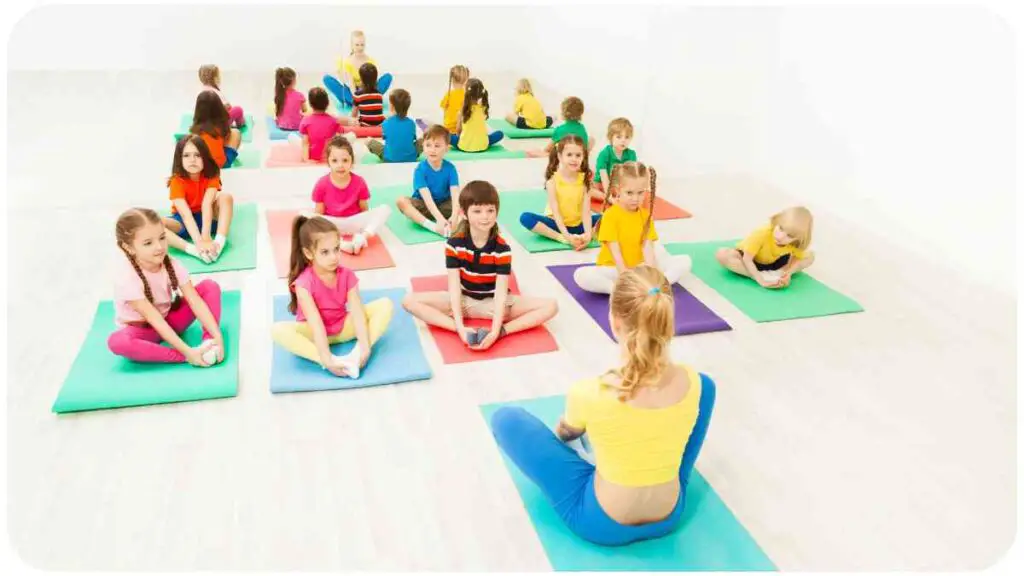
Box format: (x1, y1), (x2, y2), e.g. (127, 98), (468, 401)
(266, 116), (298, 141)
(479, 395), (776, 571)
(270, 288), (432, 393)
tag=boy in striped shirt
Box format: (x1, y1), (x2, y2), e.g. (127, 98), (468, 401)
(402, 181), (559, 350)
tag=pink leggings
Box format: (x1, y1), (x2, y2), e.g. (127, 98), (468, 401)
(107, 279), (222, 363)
(229, 105), (246, 127)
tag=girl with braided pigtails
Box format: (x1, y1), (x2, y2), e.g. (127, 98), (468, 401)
(107, 208), (224, 366)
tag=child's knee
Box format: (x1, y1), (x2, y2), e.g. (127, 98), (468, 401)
(715, 247), (734, 264)
(491, 406), (531, 440)
(194, 278), (222, 298)
(543, 298), (559, 319)
(395, 196), (410, 211)
(219, 192), (234, 206)
(519, 212), (537, 230)
(401, 293), (416, 312)
(801, 251), (815, 265)
(107, 331), (130, 356)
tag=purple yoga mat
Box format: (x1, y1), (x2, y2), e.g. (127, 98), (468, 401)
(547, 263), (732, 339)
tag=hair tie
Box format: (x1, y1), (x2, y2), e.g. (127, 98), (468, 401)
(648, 287), (660, 296)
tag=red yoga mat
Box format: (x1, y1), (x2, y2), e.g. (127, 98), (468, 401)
(590, 195), (692, 221)
(410, 274), (559, 364)
(265, 210), (395, 278)
(339, 125), (383, 138)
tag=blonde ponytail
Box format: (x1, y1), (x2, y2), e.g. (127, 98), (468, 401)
(604, 266), (674, 401)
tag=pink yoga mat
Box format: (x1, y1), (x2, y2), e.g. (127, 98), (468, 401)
(265, 210), (395, 278)
(265, 143), (325, 168)
(547, 263), (730, 340)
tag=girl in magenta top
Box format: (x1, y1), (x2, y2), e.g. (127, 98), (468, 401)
(298, 86), (355, 162)
(270, 215), (395, 378)
(305, 136), (391, 256)
(274, 67), (307, 130)
(108, 208), (225, 367)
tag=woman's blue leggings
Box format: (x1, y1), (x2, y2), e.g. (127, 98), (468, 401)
(322, 73), (394, 108)
(490, 374), (716, 546)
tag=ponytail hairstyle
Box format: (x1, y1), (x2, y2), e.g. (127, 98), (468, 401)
(286, 215), (341, 315)
(274, 67), (297, 117)
(198, 64), (220, 90)
(515, 78), (533, 96)
(461, 78), (489, 122)
(596, 161), (656, 239)
(115, 208), (182, 311)
(770, 206), (814, 250)
(358, 62), (379, 94)
(191, 90), (231, 139)
(446, 65), (470, 109)
(604, 266), (674, 401)
(545, 134), (593, 191)
(451, 180), (501, 241)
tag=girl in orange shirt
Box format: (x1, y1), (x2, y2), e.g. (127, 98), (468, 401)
(161, 135), (235, 263)
(189, 90), (243, 168)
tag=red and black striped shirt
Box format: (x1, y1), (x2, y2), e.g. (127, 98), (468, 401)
(445, 233), (512, 299)
(354, 91), (385, 126)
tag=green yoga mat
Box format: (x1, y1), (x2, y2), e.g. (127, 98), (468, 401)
(368, 184), (445, 245)
(498, 189), (600, 253)
(224, 147), (261, 170)
(52, 291), (242, 414)
(166, 203), (258, 273)
(360, 145), (526, 165)
(665, 240), (863, 322)
(175, 113), (254, 143)
(479, 395), (776, 571)
(488, 118), (556, 139)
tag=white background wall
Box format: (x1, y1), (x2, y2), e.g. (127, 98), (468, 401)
(7, 3), (1016, 292)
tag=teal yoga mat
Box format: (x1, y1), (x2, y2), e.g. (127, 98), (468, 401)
(479, 395), (776, 571)
(360, 145), (526, 165)
(52, 291), (242, 413)
(368, 184), (445, 245)
(175, 113), (254, 143)
(664, 240), (863, 322)
(488, 118), (556, 139)
(498, 189), (600, 253)
(166, 203), (258, 273)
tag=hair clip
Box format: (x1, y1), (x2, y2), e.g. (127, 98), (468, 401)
(648, 287), (660, 295)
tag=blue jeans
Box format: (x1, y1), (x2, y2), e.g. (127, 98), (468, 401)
(450, 130), (504, 151)
(323, 73), (393, 108)
(171, 211), (218, 240)
(490, 373), (716, 546)
(223, 146), (238, 168)
(519, 212), (601, 235)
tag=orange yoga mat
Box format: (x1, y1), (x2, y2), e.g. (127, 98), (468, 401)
(265, 210), (396, 278)
(590, 195), (692, 221)
(410, 274), (559, 364)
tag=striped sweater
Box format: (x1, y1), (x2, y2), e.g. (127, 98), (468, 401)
(445, 233), (512, 299)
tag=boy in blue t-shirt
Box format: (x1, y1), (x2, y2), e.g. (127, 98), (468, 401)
(367, 88), (421, 163)
(395, 124), (461, 236)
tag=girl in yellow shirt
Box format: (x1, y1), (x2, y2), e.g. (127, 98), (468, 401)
(439, 64), (469, 134)
(321, 30), (393, 109)
(489, 266), (717, 546)
(504, 78), (553, 129)
(716, 206), (815, 288)
(574, 162), (692, 293)
(450, 78), (505, 153)
(518, 134), (601, 250)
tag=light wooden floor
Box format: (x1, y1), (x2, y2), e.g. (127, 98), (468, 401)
(5, 70), (1016, 571)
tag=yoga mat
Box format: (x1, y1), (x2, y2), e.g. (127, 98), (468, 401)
(264, 143), (325, 168)
(266, 116), (298, 141)
(479, 394), (776, 572)
(52, 291), (242, 414)
(410, 274), (559, 364)
(265, 209), (395, 278)
(547, 264), (731, 339)
(665, 240), (864, 322)
(340, 124), (383, 138)
(498, 189), (601, 253)
(166, 203), (258, 273)
(269, 288), (432, 393)
(360, 145), (526, 165)
(591, 196), (692, 221)
(176, 113), (254, 143)
(225, 147), (261, 170)
(487, 118), (556, 139)
(367, 184), (444, 245)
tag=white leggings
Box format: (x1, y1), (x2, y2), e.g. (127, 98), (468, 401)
(573, 244), (692, 294)
(306, 205), (391, 237)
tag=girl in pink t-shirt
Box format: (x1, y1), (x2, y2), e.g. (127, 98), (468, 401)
(107, 208), (225, 366)
(297, 87), (357, 162)
(274, 67), (307, 131)
(304, 136), (391, 255)
(270, 215), (394, 378)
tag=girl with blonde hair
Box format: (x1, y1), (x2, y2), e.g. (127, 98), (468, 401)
(716, 206), (815, 288)
(490, 266), (716, 546)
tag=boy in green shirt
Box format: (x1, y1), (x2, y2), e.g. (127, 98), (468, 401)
(592, 117), (638, 204)
(542, 96), (592, 156)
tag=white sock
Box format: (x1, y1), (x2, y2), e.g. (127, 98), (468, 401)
(332, 344), (362, 379)
(200, 340), (219, 365)
(339, 239), (356, 254)
(186, 243), (212, 263)
(352, 232), (368, 250)
(417, 218), (440, 233)
(212, 234), (227, 261)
